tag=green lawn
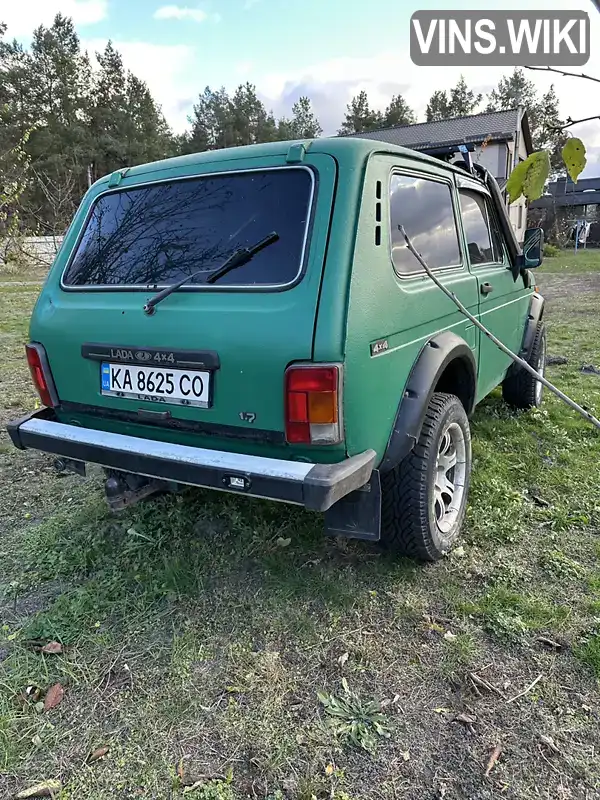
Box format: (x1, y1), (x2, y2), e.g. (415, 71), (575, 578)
(540, 246), (600, 274)
(1, 256), (599, 800)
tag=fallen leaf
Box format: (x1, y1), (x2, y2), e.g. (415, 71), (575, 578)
(16, 780), (62, 798)
(453, 546), (466, 558)
(444, 631), (457, 641)
(40, 642), (62, 655)
(454, 713), (477, 726)
(338, 652), (349, 667)
(434, 707), (451, 715)
(31, 734), (43, 748)
(276, 537), (291, 548)
(485, 743), (502, 777)
(402, 751), (410, 762)
(87, 745), (109, 763)
(43, 684), (64, 712)
(34, 701), (45, 714)
(539, 734), (560, 754)
(325, 763), (335, 776)
(537, 636), (564, 651)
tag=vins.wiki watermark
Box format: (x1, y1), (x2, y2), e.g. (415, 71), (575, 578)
(410, 11), (590, 67)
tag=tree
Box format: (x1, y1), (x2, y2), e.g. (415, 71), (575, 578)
(0, 14), (175, 235)
(504, 66), (592, 204)
(338, 90), (383, 135)
(185, 86), (235, 152)
(382, 94), (415, 128)
(426, 90), (452, 122)
(529, 85), (567, 174)
(448, 75), (481, 117)
(425, 76), (481, 122)
(487, 68), (567, 174)
(486, 68), (538, 119)
(289, 96), (322, 138)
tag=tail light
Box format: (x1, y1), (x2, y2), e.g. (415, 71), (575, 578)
(26, 343), (58, 408)
(285, 364), (342, 445)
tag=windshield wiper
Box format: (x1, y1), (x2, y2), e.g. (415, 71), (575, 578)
(143, 232), (279, 315)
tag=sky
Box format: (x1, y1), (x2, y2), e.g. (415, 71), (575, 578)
(2, 0), (600, 175)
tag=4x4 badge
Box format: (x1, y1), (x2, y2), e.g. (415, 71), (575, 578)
(371, 339), (389, 356)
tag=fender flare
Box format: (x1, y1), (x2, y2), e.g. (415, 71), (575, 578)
(379, 331), (477, 473)
(520, 292), (545, 358)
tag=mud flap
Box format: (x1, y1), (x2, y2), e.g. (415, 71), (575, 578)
(324, 470), (381, 542)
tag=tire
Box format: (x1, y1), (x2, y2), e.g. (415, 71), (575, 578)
(502, 321), (546, 410)
(380, 392), (472, 562)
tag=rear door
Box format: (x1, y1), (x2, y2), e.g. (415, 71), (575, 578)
(457, 182), (531, 400)
(34, 153), (338, 457)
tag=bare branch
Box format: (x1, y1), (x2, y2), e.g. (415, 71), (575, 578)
(550, 115), (600, 132)
(524, 65), (600, 85)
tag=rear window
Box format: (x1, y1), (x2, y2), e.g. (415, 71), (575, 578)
(63, 167), (313, 288)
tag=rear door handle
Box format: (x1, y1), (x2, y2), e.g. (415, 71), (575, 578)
(480, 282), (494, 295)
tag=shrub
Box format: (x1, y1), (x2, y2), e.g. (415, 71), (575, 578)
(543, 243), (561, 258)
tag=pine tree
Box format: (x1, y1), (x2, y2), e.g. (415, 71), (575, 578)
(289, 96), (322, 138)
(448, 75), (481, 117)
(338, 90), (383, 135)
(426, 90), (452, 122)
(382, 94), (415, 128)
(486, 68), (566, 174)
(185, 86), (235, 153)
(535, 85), (567, 174)
(25, 15), (94, 229)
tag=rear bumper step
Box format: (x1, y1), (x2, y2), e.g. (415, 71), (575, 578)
(7, 409), (376, 513)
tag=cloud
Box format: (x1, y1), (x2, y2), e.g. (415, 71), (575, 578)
(258, 47), (600, 174)
(153, 5), (208, 23)
(85, 38), (198, 131)
(2, 0), (107, 37)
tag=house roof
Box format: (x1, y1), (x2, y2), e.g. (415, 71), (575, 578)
(344, 109), (533, 155)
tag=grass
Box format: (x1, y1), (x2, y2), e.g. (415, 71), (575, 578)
(1, 253), (600, 798)
(539, 245), (600, 274)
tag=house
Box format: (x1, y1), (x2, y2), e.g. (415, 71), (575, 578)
(529, 176), (600, 247)
(343, 108), (533, 243)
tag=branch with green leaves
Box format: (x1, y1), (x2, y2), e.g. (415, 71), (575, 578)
(507, 67), (598, 203)
(506, 138), (587, 204)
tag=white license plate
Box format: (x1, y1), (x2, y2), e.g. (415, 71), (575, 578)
(101, 362), (211, 408)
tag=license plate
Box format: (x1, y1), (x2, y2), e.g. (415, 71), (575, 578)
(101, 362), (211, 408)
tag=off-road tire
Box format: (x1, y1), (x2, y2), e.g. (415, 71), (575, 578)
(380, 392), (472, 562)
(502, 321), (546, 410)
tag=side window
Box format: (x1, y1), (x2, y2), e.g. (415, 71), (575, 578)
(390, 174), (462, 276)
(459, 189), (504, 265)
(486, 198), (505, 263)
(459, 190), (493, 264)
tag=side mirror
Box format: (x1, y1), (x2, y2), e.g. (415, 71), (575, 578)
(522, 227), (544, 268)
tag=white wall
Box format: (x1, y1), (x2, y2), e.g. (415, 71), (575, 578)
(0, 235), (63, 267)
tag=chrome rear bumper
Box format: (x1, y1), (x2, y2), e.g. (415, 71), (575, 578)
(7, 409), (376, 512)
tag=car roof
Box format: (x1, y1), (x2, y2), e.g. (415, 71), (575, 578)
(103, 136), (480, 185)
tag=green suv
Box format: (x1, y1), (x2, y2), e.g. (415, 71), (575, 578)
(7, 137), (545, 560)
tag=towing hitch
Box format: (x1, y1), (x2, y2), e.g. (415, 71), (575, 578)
(103, 469), (182, 512)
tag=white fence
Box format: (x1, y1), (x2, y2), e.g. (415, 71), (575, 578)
(0, 235), (64, 267)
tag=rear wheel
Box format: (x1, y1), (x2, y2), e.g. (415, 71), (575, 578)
(380, 392), (471, 561)
(502, 321), (546, 410)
